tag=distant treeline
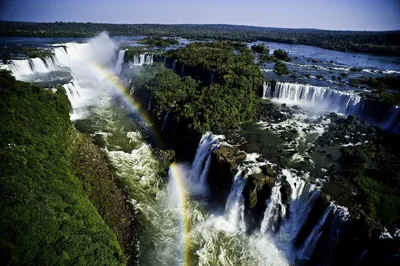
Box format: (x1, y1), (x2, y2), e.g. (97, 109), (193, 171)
(1, 21), (400, 56)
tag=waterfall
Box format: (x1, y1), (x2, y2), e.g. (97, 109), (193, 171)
(191, 132), (223, 187)
(115, 50), (125, 74)
(9, 57), (57, 79)
(298, 204), (350, 264)
(145, 54), (153, 65)
(268, 82), (364, 115)
(282, 170), (319, 234)
(260, 182), (287, 233)
(257, 168), (321, 264)
(130, 54), (153, 66)
(172, 60), (177, 72)
(298, 203), (334, 260)
(181, 64), (185, 76)
(147, 97), (152, 111)
(262, 81), (271, 99)
(355, 249), (369, 266)
(191, 132), (221, 180)
(8, 33), (119, 83)
(224, 171), (247, 232)
(210, 71), (215, 83)
(140, 54), (145, 65)
(62, 79), (89, 120)
(257, 167), (350, 265)
(133, 55), (139, 65)
(382, 106), (400, 132)
(160, 110), (170, 132)
(318, 205), (350, 265)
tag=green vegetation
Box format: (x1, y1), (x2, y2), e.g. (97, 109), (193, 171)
(349, 75), (400, 105)
(273, 49), (290, 61)
(1, 21), (399, 55)
(0, 46), (54, 63)
(0, 70), (126, 265)
(21, 47), (54, 59)
(132, 43), (264, 133)
(137, 36), (179, 47)
(274, 61), (291, 76)
(123, 46), (147, 62)
(338, 144), (400, 226)
(251, 43), (269, 54)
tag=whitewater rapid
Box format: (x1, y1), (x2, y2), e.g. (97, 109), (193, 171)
(6, 33), (356, 265)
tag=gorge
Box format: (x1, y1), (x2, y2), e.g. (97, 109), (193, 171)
(1, 32), (399, 266)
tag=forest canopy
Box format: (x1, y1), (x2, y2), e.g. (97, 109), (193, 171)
(1, 21), (399, 55)
(130, 43), (264, 133)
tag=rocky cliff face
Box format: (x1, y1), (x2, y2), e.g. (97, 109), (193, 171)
(207, 146), (246, 204)
(243, 165), (278, 231)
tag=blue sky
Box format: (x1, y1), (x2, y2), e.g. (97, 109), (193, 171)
(1, 0), (399, 31)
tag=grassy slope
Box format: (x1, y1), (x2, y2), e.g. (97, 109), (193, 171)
(0, 71), (125, 265)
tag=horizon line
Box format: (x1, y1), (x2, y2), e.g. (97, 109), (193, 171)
(1, 20), (399, 33)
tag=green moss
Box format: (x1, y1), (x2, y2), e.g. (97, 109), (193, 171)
(0, 70), (125, 265)
(246, 173), (275, 209)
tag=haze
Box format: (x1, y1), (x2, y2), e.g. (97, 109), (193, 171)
(1, 0), (400, 31)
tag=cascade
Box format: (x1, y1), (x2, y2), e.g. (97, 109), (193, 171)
(160, 110), (170, 132)
(63, 79), (82, 109)
(210, 71), (215, 83)
(317, 205), (350, 265)
(268, 82), (364, 115)
(262, 81), (271, 99)
(131, 54), (153, 66)
(181, 64), (185, 76)
(298, 204), (349, 264)
(257, 168), (321, 264)
(115, 50), (125, 74)
(298, 203), (334, 260)
(172, 60), (177, 72)
(260, 182), (287, 233)
(9, 57), (57, 79)
(147, 97), (152, 111)
(355, 249), (370, 266)
(224, 171), (247, 232)
(133, 55), (139, 65)
(140, 54), (145, 65)
(382, 106), (400, 132)
(190, 132), (223, 187)
(279, 170), (319, 241)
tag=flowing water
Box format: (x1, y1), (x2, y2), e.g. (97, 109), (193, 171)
(5, 33), (392, 265)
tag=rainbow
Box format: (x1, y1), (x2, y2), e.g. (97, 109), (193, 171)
(90, 63), (190, 264)
(169, 163), (190, 266)
(90, 63), (159, 140)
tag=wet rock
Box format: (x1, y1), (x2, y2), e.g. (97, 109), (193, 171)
(155, 149), (176, 164)
(207, 145), (246, 205)
(260, 164), (275, 177)
(243, 171), (277, 231)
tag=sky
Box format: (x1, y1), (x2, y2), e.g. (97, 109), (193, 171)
(0, 0), (399, 31)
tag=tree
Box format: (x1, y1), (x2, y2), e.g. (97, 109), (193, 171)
(274, 61), (291, 76)
(273, 49), (290, 61)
